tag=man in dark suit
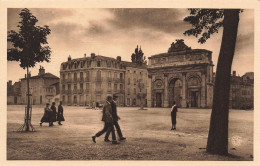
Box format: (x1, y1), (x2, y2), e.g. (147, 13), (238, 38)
(92, 96), (119, 144)
(108, 94), (126, 141)
(171, 101), (178, 130)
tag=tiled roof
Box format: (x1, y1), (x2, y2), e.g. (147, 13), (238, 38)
(21, 73), (59, 80)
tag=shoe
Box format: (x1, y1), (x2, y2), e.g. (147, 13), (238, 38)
(58, 123), (62, 125)
(112, 141), (120, 144)
(104, 139), (111, 142)
(171, 128), (174, 130)
(119, 137), (126, 141)
(92, 136), (96, 143)
(40, 122), (42, 126)
(173, 128), (176, 130)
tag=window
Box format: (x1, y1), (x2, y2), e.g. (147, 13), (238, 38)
(97, 71), (101, 81)
(114, 72), (117, 79)
(107, 61), (111, 67)
(128, 78), (130, 85)
(128, 88), (130, 95)
(74, 96), (77, 104)
(68, 73), (71, 79)
(63, 64), (66, 70)
(127, 98), (130, 105)
(120, 73), (123, 80)
(74, 63), (77, 69)
(133, 98), (136, 105)
(97, 61), (101, 67)
(86, 83), (90, 89)
(134, 88), (136, 94)
(68, 84), (71, 90)
(134, 78), (136, 85)
(87, 61), (91, 67)
(120, 84), (123, 91)
(96, 83), (101, 90)
(108, 71), (111, 78)
(68, 96), (71, 104)
(62, 96), (65, 103)
(108, 83), (111, 89)
(81, 62), (83, 68)
(80, 72), (83, 79)
(80, 83), (83, 90)
(74, 84), (77, 90)
(62, 85), (65, 91)
(86, 71), (90, 81)
(74, 73), (77, 81)
(62, 74), (65, 80)
(114, 84), (117, 91)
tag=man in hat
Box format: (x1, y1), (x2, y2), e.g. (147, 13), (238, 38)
(92, 96), (119, 144)
(107, 94), (126, 141)
(40, 103), (52, 126)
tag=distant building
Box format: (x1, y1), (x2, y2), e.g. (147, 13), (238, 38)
(60, 53), (147, 107)
(229, 71), (254, 109)
(7, 80), (22, 104)
(147, 40), (214, 108)
(20, 66), (60, 105)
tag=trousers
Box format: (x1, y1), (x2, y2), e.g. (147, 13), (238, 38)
(95, 122), (116, 141)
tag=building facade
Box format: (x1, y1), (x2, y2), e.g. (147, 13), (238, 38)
(60, 53), (148, 107)
(7, 80), (22, 104)
(147, 40), (214, 108)
(229, 71), (254, 109)
(20, 66), (60, 105)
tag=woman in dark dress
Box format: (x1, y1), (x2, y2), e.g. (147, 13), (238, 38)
(171, 101), (178, 130)
(50, 102), (57, 126)
(57, 101), (65, 125)
(40, 103), (52, 126)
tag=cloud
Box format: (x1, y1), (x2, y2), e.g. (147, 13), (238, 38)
(107, 8), (191, 34)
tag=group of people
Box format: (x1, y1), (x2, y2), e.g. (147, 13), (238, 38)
(40, 101), (65, 126)
(92, 94), (126, 144)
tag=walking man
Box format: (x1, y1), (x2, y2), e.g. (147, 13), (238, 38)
(50, 102), (57, 126)
(92, 96), (119, 144)
(57, 101), (65, 125)
(109, 94), (126, 141)
(40, 103), (51, 126)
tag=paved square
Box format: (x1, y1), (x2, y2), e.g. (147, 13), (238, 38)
(7, 105), (253, 160)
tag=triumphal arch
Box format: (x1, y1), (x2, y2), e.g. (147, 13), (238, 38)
(147, 40), (214, 108)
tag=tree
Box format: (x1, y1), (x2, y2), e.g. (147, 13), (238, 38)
(131, 45), (147, 65)
(8, 8), (51, 131)
(184, 9), (241, 155)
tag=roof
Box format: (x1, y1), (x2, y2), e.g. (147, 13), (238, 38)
(149, 49), (212, 59)
(121, 61), (147, 69)
(21, 73), (59, 80)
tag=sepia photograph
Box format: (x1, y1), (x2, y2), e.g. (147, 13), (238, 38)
(1, 0), (258, 164)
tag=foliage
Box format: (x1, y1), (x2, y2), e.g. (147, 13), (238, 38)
(131, 45), (147, 65)
(7, 8), (51, 69)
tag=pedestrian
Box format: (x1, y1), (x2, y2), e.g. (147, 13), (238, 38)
(92, 96), (119, 144)
(106, 94), (126, 141)
(171, 101), (178, 130)
(57, 101), (65, 125)
(40, 103), (52, 126)
(50, 102), (57, 126)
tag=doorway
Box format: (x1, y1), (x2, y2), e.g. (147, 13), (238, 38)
(155, 92), (162, 107)
(191, 91), (198, 107)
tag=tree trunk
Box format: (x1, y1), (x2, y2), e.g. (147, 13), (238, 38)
(26, 66), (30, 131)
(206, 9), (240, 155)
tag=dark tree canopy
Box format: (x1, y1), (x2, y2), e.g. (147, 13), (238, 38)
(8, 8), (51, 69)
(131, 45), (147, 65)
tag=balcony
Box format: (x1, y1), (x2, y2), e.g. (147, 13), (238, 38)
(78, 89), (84, 94)
(119, 79), (125, 83)
(95, 90), (103, 94)
(85, 78), (90, 82)
(78, 77), (84, 82)
(73, 89), (77, 94)
(107, 77), (112, 82)
(66, 78), (73, 83)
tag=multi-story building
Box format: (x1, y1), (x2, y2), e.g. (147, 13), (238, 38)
(20, 66), (60, 105)
(7, 80), (22, 104)
(60, 53), (148, 107)
(147, 40), (214, 108)
(229, 71), (254, 109)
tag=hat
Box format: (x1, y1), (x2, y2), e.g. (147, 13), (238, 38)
(46, 103), (50, 106)
(113, 94), (118, 99)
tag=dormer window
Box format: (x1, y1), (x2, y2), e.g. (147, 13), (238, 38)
(97, 61), (101, 67)
(74, 63), (77, 69)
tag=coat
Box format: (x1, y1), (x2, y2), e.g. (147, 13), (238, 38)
(171, 105), (178, 125)
(101, 101), (113, 123)
(50, 105), (57, 122)
(57, 105), (65, 121)
(41, 107), (52, 122)
(111, 100), (119, 121)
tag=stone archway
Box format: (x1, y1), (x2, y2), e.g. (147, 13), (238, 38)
(168, 78), (182, 107)
(187, 76), (201, 108)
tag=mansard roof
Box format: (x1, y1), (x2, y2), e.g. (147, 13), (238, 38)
(21, 73), (59, 80)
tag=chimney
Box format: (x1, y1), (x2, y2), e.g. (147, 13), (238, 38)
(233, 71), (236, 76)
(84, 53), (86, 58)
(91, 53), (96, 59)
(68, 55), (71, 61)
(39, 66), (45, 75)
(8, 80), (12, 86)
(28, 71), (31, 78)
(116, 56), (121, 61)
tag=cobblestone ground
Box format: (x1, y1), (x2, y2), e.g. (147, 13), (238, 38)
(7, 105), (253, 160)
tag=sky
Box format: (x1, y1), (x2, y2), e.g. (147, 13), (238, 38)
(7, 8), (254, 83)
